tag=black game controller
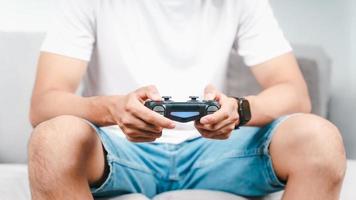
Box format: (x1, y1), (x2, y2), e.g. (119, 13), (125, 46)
(144, 96), (220, 123)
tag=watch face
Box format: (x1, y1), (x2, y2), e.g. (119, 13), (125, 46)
(241, 100), (251, 121)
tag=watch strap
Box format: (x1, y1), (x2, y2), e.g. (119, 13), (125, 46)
(232, 97), (251, 129)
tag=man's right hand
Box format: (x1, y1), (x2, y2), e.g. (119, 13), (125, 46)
(108, 85), (176, 142)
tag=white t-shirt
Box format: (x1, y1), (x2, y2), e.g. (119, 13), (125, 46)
(41, 0), (292, 144)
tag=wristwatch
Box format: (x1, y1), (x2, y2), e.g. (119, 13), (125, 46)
(232, 97), (251, 129)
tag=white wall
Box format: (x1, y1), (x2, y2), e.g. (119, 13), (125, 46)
(352, 0), (356, 85)
(349, 0), (356, 158)
(0, 0), (52, 32)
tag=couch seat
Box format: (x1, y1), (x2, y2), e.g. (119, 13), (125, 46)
(1, 161), (355, 200)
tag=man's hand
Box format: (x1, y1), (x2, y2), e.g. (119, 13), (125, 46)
(195, 85), (239, 140)
(108, 85), (176, 142)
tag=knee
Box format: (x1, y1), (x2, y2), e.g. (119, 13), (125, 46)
(272, 114), (346, 183)
(28, 115), (97, 167)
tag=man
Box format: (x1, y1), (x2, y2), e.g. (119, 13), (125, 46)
(28, 0), (346, 199)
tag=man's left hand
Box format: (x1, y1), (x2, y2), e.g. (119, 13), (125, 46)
(195, 85), (240, 140)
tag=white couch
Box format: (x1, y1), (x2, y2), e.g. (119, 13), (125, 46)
(0, 32), (355, 199)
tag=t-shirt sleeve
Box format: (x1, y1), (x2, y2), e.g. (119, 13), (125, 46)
(236, 0), (292, 67)
(41, 0), (96, 61)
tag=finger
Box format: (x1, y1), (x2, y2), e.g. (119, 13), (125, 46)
(132, 104), (176, 129)
(210, 133), (231, 140)
(204, 84), (218, 100)
(199, 130), (230, 140)
(195, 123), (222, 138)
(126, 136), (157, 143)
(196, 128), (221, 138)
(197, 129), (229, 140)
(200, 108), (229, 125)
(196, 118), (233, 132)
(121, 115), (163, 133)
(210, 114), (239, 131)
(218, 123), (236, 136)
(136, 85), (161, 101)
(209, 124), (235, 140)
(127, 123), (162, 134)
(124, 126), (162, 137)
(194, 120), (205, 129)
(138, 109), (176, 129)
(195, 127), (213, 139)
(196, 122), (235, 138)
(195, 121), (214, 131)
(123, 127), (162, 139)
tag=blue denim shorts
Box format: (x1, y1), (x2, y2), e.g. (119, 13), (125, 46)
(90, 116), (290, 198)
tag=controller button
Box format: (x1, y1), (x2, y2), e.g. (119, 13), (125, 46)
(189, 96), (199, 101)
(207, 106), (218, 114)
(162, 96), (172, 101)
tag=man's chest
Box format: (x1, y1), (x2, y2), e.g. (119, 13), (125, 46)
(87, 0), (242, 96)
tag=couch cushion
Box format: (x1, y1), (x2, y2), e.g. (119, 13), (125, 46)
(342, 160), (356, 200)
(1, 161), (355, 199)
(0, 164), (30, 199)
(153, 190), (248, 200)
(153, 190), (284, 200)
(97, 194), (149, 200)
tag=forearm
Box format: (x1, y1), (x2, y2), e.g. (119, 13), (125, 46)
(245, 82), (311, 127)
(30, 90), (118, 127)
